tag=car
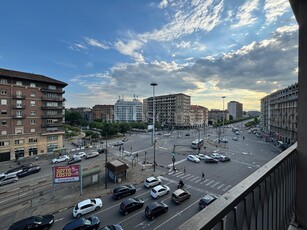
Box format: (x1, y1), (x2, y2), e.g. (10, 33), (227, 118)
(232, 136), (238, 141)
(185, 133), (190, 136)
(145, 201), (168, 220)
(99, 224), (124, 230)
(63, 216), (100, 230)
(112, 184), (136, 200)
(199, 194), (217, 210)
(144, 176), (162, 188)
(17, 165), (41, 178)
(9, 214), (54, 230)
(73, 152), (86, 158)
(86, 152), (99, 159)
(171, 188), (191, 204)
(235, 131), (240, 135)
(119, 197), (144, 215)
(219, 155), (231, 162)
(68, 156), (82, 164)
(164, 133), (171, 137)
(73, 198), (103, 218)
(114, 141), (124, 146)
(210, 153), (223, 160)
(52, 155), (69, 164)
(195, 154), (206, 160)
(150, 185), (170, 199)
(0, 175), (18, 186)
(0, 164), (33, 178)
(187, 155), (200, 163)
(122, 137), (128, 142)
(204, 155), (219, 163)
(219, 138), (228, 143)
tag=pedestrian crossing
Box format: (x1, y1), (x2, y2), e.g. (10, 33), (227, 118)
(166, 170), (232, 192)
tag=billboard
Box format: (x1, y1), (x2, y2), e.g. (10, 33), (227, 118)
(53, 165), (80, 183)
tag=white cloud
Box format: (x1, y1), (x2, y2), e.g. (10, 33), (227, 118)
(231, 0), (259, 28)
(114, 39), (145, 62)
(264, 0), (290, 24)
(84, 37), (109, 49)
(158, 0), (169, 9)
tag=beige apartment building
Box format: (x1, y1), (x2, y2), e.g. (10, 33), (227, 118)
(92, 104), (114, 122)
(208, 109), (230, 125)
(0, 68), (67, 162)
(261, 83), (298, 146)
(190, 105), (208, 127)
(143, 93), (191, 129)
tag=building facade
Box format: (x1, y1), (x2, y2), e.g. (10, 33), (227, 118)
(92, 104), (114, 122)
(208, 109), (230, 125)
(114, 97), (143, 122)
(190, 105), (208, 127)
(67, 107), (92, 122)
(0, 68), (67, 162)
(143, 93), (191, 128)
(227, 101), (243, 120)
(261, 83), (298, 146)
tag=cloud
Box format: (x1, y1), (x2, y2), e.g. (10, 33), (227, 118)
(158, 0), (169, 9)
(84, 37), (109, 49)
(264, 0), (290, 24)
(231, 0), (259, 28)
(114, 39), (145, 62)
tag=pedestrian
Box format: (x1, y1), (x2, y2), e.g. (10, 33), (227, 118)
(202, 172), (205, 180)
(184, 167), (186, 174)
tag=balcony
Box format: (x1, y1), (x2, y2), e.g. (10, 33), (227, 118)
(41, 106), (64, 110)
(12, 115), (26, 119)
(41, 123), (63, 128)
(12, 95), (26, 99)
(41, 88), (65, 94)
(12, 105), (26, 109)
(41, 96), (65, 101)
(41, 114), (63, 119)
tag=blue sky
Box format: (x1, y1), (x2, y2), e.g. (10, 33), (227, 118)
(0, 0), (298, 111)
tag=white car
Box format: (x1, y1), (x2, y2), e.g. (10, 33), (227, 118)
(73, 152), (86, 158)
(73, 198), (103, 218)
(144, 176), (162, 188)
(211, 153), (223, 160)
(52, 155), (69, 164)
(85, 152), (99, 159)
(187, 155), (200, 163)
(151, 185), (170, 199)
(196, 154), (206, 160)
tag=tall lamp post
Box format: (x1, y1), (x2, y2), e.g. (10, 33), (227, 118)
(151, 82), (158, 172)
(222, 96), (226, 135)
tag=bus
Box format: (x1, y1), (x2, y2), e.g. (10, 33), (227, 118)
(191, 139), (204, 149)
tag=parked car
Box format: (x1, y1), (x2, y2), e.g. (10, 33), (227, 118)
(73, 152), (86, 158)
(199, 194), (217, 210)
(9, 214), (54, 230)
(185, 133), (190, 136)
(114, 141), (124, 146)
(219, 138), (228, 143)
(210, 153), (223, 160)
(52, 155), (69, 164)
(144, 176), (162, 188)
(195, 154), (206, 160)
(112, 184), (136, 200)
(17, 165), (41, 178)
(219, 155), (231, 162)
(119, 197), (144, 215)
(204, 155), (219, 163)
(171, 189), (191, 204)
(99, 224), (124, 230)
(150, 185), (170, 199)
(73, 198), (103, 218)
(187, 155), (200, 163)
(145, 201), (168, 220)
(0, 175), (18, 186)
(68, 156), (82, 165)
(63, 216), (100, 230)
(232, 136), (238, 141)
(0, 164), (33, 178)
(86, 152), (99, 159)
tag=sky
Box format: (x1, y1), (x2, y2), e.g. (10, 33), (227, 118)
(0, 0), (298, 111)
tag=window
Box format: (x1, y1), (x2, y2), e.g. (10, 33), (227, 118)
(47, 135), (58, 141)
(48, 85), (56, 90)
(47, 102), (58, 107)
(16, 100), (22, 108)
(30, 119), (35, 125)
(1, 99), (7, 105)
(30, 111), (36, 115)
(31, 129), (35, 133)
(30, 101), (35, 106)
(0, 141), (9, 146)
(16, 90), (22, 97)
(0, 79), (8, 84)
(29, 138), (38, 143)
(30, 83), (36, 87)
(1, 130), (7, 135)
(16, 81), (22, 85)
(15, 128), (23, 135)
(1, 120), (7, 126)
(1, 89), (7, 95)
(1, 110), (7, 115)
(30, 92), (36, 97)
(15, 139), (24, 145)
(16, 110), (22, 117)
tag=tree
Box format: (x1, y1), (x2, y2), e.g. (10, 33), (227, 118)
(65, 111), (86, 126)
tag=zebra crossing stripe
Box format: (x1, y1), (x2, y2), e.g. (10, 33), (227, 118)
(206, 180), (215, 186)
(211, 181), (220, 188)
(194, 178), (202, 183)
(200, 179), (209, 184)
(217, 183), (225, 189)
(190, 176), (200, 181)
(184, 175), (195, 180)
(223, 185), (232, 191)
(181, 174), (191, 179)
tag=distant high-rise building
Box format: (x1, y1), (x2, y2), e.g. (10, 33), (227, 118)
(114, 97), (143, 122)
(0, 68), (67, 162)
(92, 105), (114, 122)
(190, 105), (208, 127)
(227, 101), (243, 120)
(143, 93), (191, 128)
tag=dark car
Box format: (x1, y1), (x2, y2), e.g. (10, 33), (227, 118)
(63, 216), (100, 230)
(185, 133), (190, 136)
(119, 197), (144, 215)
(99, 224), (124, 230)
(145, 201), (168, 220)
(199, 194), (217, 210)
(68, 156), (82, 165)
(9, 214), (54, 230)
(1, 163), (33, 178)
(171, 189), (191, 204)
(17, 165), (41, 177)
(204, 155), (219, 163)
(113, 184), (136, 200)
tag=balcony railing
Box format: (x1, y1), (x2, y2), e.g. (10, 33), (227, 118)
(178, 143), (297, 230)
(12, 95), (26, 99)
(41, 106), (64, 110)
(41, 88), (65, 94)
(41, 114), (63, 119)
(12, 105), (26, 109)
(41, 96), (65, 101)
(12, 115), (26, 119)
(41, 123), (64, 128)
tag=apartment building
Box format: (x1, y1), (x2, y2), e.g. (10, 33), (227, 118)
(114, 97), (143, 122)
(143, 93), (191, 128)
(190, 105), (208, 127)
(0, 68), (67, 162)
(67, 107), (93, 122)
(227, 101), (243, 120)
(208, 109), (230, 125)
(261, 83), (298, 145)
(92, 104), (114, 122)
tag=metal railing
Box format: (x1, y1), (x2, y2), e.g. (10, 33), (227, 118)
(178, 143), (297, 230)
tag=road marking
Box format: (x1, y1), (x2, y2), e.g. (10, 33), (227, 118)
(211, 182), (220, 188)
(167, 158), (187, 168)
(184, 175), (195, 180)
(200, 179), (209, 184)
(181, 174), (191, 179)
(217, 183), (225, 189)
(206, 180), (215, 186)
(223, 185), (232, 191)
(194, 178), (202, 183)
(190, 176), (200, 182)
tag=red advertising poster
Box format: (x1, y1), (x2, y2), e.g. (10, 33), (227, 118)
(54, 165), (80, 183)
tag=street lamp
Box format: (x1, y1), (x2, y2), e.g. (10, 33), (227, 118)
(222, 96), (226, 135)
(151, 82), (158, 172)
